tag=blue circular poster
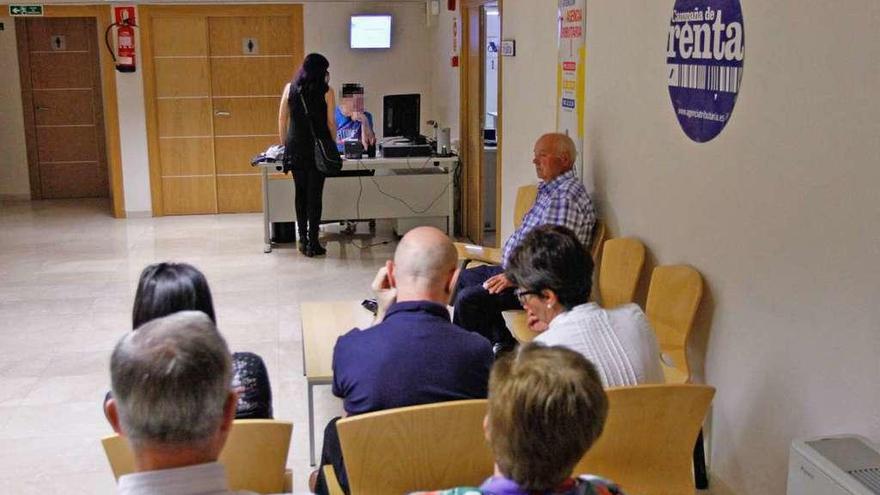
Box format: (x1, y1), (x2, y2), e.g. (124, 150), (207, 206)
(667, 0), (745, 143)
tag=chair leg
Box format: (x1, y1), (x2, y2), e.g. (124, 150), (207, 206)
(693, 428), (709, 489)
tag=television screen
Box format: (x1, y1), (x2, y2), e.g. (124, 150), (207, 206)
(351, 15), (391, 49)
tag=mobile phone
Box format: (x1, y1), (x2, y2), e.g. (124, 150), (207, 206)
(361, 298), (378, 315)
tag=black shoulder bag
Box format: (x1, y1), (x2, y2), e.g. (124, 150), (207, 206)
(299, 92), (342, 176)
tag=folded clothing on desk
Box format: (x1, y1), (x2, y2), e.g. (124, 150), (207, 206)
(252, 144), (286, 165)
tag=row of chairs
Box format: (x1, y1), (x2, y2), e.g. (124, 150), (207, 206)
(323, 385), (714, 495)
(456, 185), (704, 385)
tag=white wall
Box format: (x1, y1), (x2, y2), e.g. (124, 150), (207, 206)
(117, 11), (152, 216)
(428, 4), (459, 141)
(306, 1), (433, 138)
(478, 1), (880, 492)
(0, 18), (31, 199)
(497, 0), (558, 242)
(583, 1), (880, 493)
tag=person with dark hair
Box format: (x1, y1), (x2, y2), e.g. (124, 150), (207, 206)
(278, 52), (338, 257)
(452, 133), (596, 354)
(505, 225), (663, 387)
(104, 262), (273, 420)
(415, 343), (624, 495)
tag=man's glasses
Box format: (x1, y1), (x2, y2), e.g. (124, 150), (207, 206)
(514, 289), (543, 305)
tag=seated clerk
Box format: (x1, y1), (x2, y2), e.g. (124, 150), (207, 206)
(335, 88), (376, 152)
(310, 226), (494, 495)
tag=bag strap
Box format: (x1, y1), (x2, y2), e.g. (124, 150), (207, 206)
(298, 90), (319, 137)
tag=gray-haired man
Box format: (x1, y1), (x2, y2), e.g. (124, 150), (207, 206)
(104, 311), (253, 494)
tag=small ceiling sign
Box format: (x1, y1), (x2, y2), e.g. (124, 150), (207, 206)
(9, 4), (43, 16)
(500, 39), (515, 57)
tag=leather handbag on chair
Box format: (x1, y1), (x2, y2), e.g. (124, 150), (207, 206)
(300, 93), (343, 176)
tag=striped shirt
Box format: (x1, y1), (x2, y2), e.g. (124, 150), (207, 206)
(501, 169), (596, 267)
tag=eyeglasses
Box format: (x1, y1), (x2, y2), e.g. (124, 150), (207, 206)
(514, 289), (543, 305)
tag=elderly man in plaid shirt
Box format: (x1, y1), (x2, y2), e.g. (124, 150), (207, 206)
(453, 133), (596, 353)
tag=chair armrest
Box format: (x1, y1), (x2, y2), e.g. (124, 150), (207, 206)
(454, 242), (502, 265)
(501, 310), (541, 343)
(283, 468), (293, 493)
(323, 464), (345, 495)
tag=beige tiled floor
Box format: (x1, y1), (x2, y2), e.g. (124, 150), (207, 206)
(0, 198), (397, 494)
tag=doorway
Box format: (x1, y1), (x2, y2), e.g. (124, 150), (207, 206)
(482, 3), (500, 246)
(459, 0), (502, 246)
(17, 17), (109, 200)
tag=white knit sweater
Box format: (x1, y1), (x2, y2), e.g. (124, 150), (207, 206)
(534, 302), (664, 387)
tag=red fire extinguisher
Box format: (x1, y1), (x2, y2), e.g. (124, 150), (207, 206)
(104, 11), (137, 73)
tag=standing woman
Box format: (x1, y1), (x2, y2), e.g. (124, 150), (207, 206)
(278, 53), (337, 257)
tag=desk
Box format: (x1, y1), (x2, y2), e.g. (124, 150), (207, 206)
(257, 155), (458, 253)
(300, 300), (375, 466)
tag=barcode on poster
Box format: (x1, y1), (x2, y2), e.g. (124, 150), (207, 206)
(667, 63), (741, 93)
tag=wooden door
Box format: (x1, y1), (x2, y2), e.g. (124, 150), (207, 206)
(142, 5), (302, 216)
(150, 16), (217, 214)
(17, 17), (108, 199)
(209, 15), (297, 213)
(460, 5), (485, 244)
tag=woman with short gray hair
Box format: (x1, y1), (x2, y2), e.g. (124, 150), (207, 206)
(505, 225), (663, 387)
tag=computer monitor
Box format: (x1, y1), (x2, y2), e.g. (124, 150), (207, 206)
(383, 94), (420, 139)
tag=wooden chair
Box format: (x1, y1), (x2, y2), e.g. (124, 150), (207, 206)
(597, 237), (645, 309)
(574, 384), (715, 495)
(324, 400), (493, 495)
(454, 184), (537, 267)
(101, 419), (294, 494)
(644, 265), (708, 488)
(645, 265), (703, 384)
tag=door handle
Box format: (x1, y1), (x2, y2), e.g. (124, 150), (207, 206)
(215, 111), (231, 117)
(35, 106), (49, 111)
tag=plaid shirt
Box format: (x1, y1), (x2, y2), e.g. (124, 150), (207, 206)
(501, 169), (596, 267)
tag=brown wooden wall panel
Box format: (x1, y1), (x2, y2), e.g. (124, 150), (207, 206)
(32, 89), (94, 125)
(36, 126), (97, 162)
(159, 138), (214, 176)
(210, 57), (294, 96)
(208, 16), (294, 56)
(40, 162), (107, 198)
(152, 17), (208, 56)
(215, 135), (276, 174)
(155, 59), (210, 97)
(161, 177), (217, 215)
(212, 97), (277, 136)
(216, 175), (262, 213)
(29, 53), (94, 89)
(157, 99), (212, 137)
(27, 17), (91, 51)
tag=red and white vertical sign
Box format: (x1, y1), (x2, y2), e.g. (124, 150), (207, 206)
(557, 0), (586, 180)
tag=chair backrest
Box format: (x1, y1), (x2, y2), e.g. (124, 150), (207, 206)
(336, 399), (494, 495)
(574, 384), (715, 495)
(645, 265), (703, 384)
(590, 220), (606, 261)
(598, 238), (646, 309)
(513, 184), (538, 228)
(101, 419), (293, 494)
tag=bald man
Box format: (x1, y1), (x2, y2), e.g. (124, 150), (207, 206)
(312, 226), (494, 495)
(453, 133), (596, 353)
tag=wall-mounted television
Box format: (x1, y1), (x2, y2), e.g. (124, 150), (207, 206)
(350, 15), (392, 49)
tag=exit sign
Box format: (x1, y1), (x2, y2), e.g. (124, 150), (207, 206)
(9, 5), (43, 16)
